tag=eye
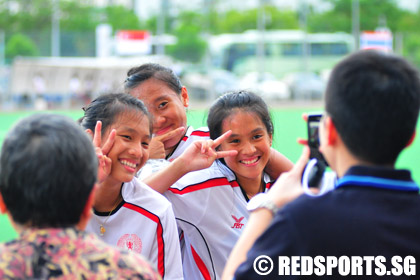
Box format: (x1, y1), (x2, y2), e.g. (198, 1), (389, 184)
(158, 101), (168, 109)
(253, 134), (263, 140)
(121, 135), (132, 140)
(142, 142), (149, 149)
(229, 139), (240, 144)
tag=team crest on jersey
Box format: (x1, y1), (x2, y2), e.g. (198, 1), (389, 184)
(231, 215), (244, 229)
(117, 234), (142, 253)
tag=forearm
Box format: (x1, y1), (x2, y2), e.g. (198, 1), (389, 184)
(265, 148), (294, 179)
(222, 209), (274, 280)
(142, 157), (190, 194)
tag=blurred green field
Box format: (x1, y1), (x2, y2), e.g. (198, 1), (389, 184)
(1, 107), (420, 242)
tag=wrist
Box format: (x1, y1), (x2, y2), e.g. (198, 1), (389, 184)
(172, 157), (191, 175)
(247, 193), (279, 216)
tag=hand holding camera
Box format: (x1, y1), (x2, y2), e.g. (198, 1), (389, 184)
(302, 113), (336, 194)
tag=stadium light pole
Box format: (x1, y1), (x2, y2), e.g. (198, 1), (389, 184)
(156, 0), (168, 55)
(299, 0), (309, 73)
(257, 0), (267, 83)
(51, 0), (60, 57)
(352, 0), (360, 51)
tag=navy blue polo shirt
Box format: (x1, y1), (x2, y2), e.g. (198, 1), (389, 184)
(235, 166), (420, 279)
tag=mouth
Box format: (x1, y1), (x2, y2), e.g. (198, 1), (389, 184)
(120, 159), (138, 172)
(239, 156), (260, 166)
(155, 125), (173, 136)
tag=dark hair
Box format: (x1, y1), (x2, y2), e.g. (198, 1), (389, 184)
(325, 50), (420, 164)
(124, 63), (182, 95)
(80, 93), (152, 136)
(207, 90), (273, 141)
(0, 114), (97, 227)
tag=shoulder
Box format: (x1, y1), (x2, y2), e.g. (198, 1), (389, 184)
(170, 161), (233, 193)
(122, 178), (172, 213)
(184, 126), (209, 139)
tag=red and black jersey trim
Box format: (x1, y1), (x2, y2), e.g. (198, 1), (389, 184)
(123, 202), (166, 278)
(182, 130), (210, 142)
(168, 177), (234, 195)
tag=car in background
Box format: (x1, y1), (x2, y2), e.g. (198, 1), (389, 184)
(181, 69), (239, 101)
(282, 72), (326, 100)
(239, 72), (290, 101)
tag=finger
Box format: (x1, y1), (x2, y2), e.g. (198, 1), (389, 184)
(155, 127), (185, 142)
(212, 130), (232, 147)
(302, 113), (308, 122)
(216, 150), (238, 159)
(102, 129), (116, 155)
(93, 121), (102, 147)
(201, 140), (212, 154)
(291, 146), (310, 175)
(297, 138), (308, 145)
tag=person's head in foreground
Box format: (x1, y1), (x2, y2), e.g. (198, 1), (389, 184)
(321, 50), (420, 172)
(0, 113), (161, 280)
(0, 113), (97, 229)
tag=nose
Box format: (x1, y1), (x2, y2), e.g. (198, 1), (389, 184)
(154, 114), (166, 128)
(241, 141), (256, 155)
(128, 142), (143, 158)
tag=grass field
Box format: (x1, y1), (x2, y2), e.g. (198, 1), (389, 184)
(1, 107), (420, 242)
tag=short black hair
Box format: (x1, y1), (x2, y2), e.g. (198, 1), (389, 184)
(0, 114), (97, 227)
(124, 63), (182, 95)
(325, 50), (420, 164)
(207, 90), (273, 141)
(80, 93), (152, 136)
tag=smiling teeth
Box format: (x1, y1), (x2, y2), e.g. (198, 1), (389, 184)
(241, 158), (258, 165)
(121, 160), (137, 169)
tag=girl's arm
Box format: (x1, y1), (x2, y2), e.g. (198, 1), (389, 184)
(143, 131), (237, 194)
(264, 148), (294, 179)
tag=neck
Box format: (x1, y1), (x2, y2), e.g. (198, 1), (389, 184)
(238, 174), (264, 199)
(94, 181), (123, 212)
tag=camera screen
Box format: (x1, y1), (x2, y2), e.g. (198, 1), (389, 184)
(308, 118), (321, 148)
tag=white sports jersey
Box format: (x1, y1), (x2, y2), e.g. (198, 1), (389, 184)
(86, 178), (183, 280)
(137, 126), (210, 179)
(164, 160), (273, 280)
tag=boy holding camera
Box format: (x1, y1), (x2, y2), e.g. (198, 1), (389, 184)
(223, 50), (420, 279)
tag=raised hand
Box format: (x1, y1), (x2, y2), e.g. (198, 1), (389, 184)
(92, 121), (116, 183)
(149, 127), (185, 159)
(179, 130), (238, 173)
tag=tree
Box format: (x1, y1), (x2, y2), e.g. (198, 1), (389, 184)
(104, 5), (141, 31)
(167, 12), (207, 63)
(5, 33), (39, 62)
(307, 0), (407, 33)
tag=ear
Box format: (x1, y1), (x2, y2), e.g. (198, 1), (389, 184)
(325, 116), (338, 146)
(0, 193), (7, 214)
(406, 130), (416, 148)
(85, 129), (94, 139)
(269, 133), (273, 146)
(181, 86), (189, 108)
(77, 185), (97, 230)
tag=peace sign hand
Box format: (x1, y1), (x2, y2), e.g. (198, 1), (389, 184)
(179, 130), (238, 173)
(92, 121), (115, 183)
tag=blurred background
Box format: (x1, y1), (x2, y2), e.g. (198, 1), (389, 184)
(2, 0), (420, 242)
(0, 0), (420, 109)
